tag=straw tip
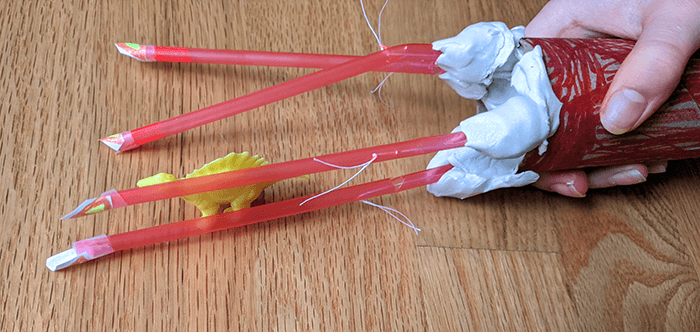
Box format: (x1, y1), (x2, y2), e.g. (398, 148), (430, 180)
(99, 136), (123, 152)
(100, 131), (136, 153)
(46, 248), (80, 272)
(61, 197), (97, 219)
(115, 43), (152, 61)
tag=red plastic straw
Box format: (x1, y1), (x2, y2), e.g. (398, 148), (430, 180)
(118, 43), (364, 69)
(64, 132), (466, 219)
(165, 47), (358, 68)
(49, 164), (452, 270)
(109, 164), (452, 251)
(101, 44), (443, 152)
(115, 43), (444, 74)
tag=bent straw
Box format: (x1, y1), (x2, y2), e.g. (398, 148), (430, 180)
(101, 44), (442, 153)
(64, 132), (467, 219)
(47, 164), (453, 271)
(115, 43), (444, 74)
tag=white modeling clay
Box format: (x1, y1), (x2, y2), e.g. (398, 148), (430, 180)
(432, 22), (522, 100)
(427, 22), (563, 199)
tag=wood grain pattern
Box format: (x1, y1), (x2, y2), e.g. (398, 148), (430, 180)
(417, 247), (580, 331)
(1, 0), (698, 331)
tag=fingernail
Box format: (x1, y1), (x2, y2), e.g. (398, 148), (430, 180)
(609, 169), (647, 186)
(601, 89), (647, 135)
(550, 182), (585, 198)
(647, 164), (667, 174)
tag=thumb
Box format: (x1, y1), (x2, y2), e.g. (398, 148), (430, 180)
(601, 8), (700, 134)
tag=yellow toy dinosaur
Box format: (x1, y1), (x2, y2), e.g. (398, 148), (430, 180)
(137, 152), (277, 217)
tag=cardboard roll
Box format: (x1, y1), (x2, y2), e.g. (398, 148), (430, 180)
(519, 38), (700, 172)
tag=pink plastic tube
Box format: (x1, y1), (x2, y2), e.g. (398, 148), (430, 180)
(115, 43), (443, 74)
(65, 132), (466, 219)
(102, 44), (443, 153)
(47, 164), (452, 271)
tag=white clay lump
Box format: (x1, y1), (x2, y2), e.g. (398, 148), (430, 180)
(428, 22), (563, 199)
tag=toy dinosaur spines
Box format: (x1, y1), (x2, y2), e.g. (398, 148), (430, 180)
(137, 152), (278, 217)
(185, 152), (268, 177)
(137, 173), (178, 187)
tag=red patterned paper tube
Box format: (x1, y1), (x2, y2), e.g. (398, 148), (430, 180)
(518, 38), (700, 172)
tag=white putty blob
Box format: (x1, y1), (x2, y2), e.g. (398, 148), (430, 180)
(428, 22), (562, 199)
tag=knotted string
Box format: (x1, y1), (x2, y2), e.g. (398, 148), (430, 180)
(360, 0), (390, 50)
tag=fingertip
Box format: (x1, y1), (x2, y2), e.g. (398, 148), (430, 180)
(588, 164), (648, 189)
(550, 183), (586, 198)
(533, 170), (588, 198)
(600, 88), (648, 135)
(646, 161), (668, 174)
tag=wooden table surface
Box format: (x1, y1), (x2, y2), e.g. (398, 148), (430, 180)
(2, 0), (699, 331)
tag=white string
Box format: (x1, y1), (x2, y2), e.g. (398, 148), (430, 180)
(361, 200), (421, 235)
(360, 0), (391, 49)
(376, 0), (390, 48)
(299, 154), (378, 206)
(312, 156), (374, 170)
(360, 0), (396, 104)
(370, 72), (394, 107)
(370, 72), (393, 94)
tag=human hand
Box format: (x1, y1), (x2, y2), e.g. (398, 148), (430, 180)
(525, 0), (700, 197)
